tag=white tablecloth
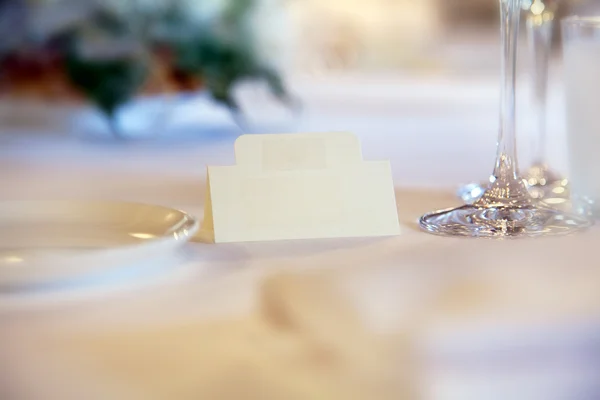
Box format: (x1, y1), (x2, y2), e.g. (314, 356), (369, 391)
(1, 73), (599, 400)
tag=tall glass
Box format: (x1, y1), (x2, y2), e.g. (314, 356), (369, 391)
(562, 16), (600, 217)
(419, 0), (589, 238)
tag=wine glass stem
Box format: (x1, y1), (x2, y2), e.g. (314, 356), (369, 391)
(494, 0), (522, 181)
(527, 13), (553, 165)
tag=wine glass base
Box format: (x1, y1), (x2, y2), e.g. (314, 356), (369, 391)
(458, 173), (569, 204)
(419, 203), (590, 238)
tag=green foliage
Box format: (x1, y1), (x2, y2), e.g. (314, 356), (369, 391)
(63, 0), (294, 123)
(65, 52), (148, 119)
(164, 0), (294, 113)
(61, 8), (148, 121)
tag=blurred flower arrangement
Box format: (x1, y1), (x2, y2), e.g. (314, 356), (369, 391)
(0, 0), (295, 136)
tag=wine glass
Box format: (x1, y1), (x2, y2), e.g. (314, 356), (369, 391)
(458, 0), (567, 203)
(419, 0), (590, 238)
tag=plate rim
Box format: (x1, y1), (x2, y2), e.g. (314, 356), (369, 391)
(0, 200), (200, 287)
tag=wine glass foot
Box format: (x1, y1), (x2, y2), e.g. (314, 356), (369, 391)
(419, 203), (590, 238)
(458, 166), (570, 205)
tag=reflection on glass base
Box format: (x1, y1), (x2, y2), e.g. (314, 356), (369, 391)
(419, 203), (590, 238)
(457, 182), (488, 204)
(523, 163), (568, 200)
(547, 195), (600, 221)
(458, 172), (569, 205)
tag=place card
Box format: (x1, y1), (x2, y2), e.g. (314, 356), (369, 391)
(200, 132), (400, 243)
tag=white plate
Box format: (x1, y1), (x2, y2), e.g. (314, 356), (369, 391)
(0, 201), (199, 287)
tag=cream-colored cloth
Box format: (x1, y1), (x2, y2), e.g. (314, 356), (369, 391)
(8, 235), (600, 400)
(12, 273), (413, 400)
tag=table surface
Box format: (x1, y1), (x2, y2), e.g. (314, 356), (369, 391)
(1, 73), (599, 400)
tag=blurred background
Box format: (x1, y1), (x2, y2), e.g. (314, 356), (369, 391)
(0, 0), (599, 181)
(1, 0), (598, 139)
